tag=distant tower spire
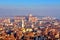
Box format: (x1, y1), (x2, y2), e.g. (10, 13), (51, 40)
(22, 18), (24, 28)
(28, 8), (32, 16)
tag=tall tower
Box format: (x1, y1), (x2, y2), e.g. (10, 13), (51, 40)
(22, 18), (24, 28)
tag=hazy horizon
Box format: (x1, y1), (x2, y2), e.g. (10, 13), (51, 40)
(0, 0), (60, 18)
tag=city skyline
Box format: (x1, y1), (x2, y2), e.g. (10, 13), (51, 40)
(0, 0), (60, 18)
(0, 0), (60, 40)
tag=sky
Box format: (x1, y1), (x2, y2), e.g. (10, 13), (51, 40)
(0, 0), (60, 18)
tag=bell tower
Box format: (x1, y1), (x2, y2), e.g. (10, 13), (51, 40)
(22, 18), (24, 28)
